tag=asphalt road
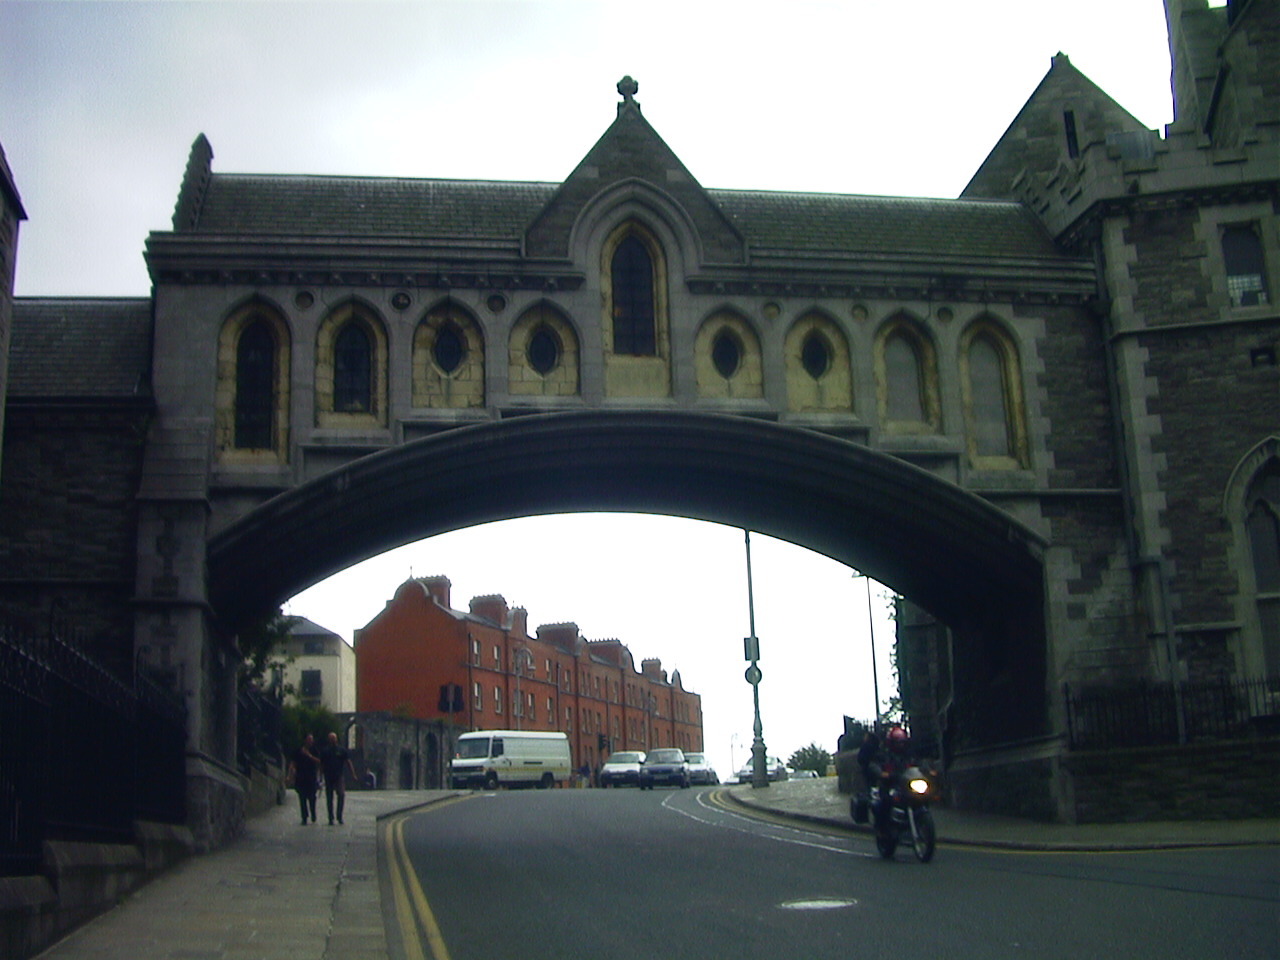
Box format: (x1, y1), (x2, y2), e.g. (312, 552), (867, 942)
(383, 786), (1279, 960)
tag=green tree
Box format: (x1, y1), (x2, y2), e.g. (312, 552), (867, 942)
(282, 702), (341, 758)
(237, 609), (298, 694)
(788, 743), (833, 776)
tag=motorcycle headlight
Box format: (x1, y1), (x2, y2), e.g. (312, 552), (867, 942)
(908, 777), (930, 795)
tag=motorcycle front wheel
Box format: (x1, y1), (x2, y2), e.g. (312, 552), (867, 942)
(908, 807), (936, 863)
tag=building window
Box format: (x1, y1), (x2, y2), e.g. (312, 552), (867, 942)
(414, 302), (485, 408)
(885, 333), (924, 422)
(494, 686), (502, 714)
(333, 321), (372, 412)
(547, 696), (553, 717)
(473, 681), (483, 711)
(1223, 224), (1270, 307)
(315, 303), (387, 427)
(1063, 110), (1080, 159)
(711, 329), (741, 378)
(493, 645), (500, 668)
(877, 315), (940, 434)
(527, 692), (535, 721)
(434, 323), (466, 373)
(303, 640), (325, 655)
(527, 325), (560, 374)
(235, 319), (276, 449)
(696, 311), (763, 399)
(471, 638), (480, 666)
(961, 319), (1028, 469)
(611, 234), (656, 356)
(300, 669), (322, 701)
(801, 331), (832, 379)
(545, 658), (552, 679)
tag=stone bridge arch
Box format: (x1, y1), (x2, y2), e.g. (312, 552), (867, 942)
(209, 410), (1048, 747)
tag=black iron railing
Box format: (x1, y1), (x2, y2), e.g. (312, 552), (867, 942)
(0, 623), (186, 877)
(237, 686), (283, 776)
(1065, 676), (1280, 749)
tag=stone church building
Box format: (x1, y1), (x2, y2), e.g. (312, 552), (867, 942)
(0, 0), (1276, 835)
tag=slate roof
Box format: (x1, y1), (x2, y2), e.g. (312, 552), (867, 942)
(184, 174), (1062, 260)
(9, 298), (152, 399)
(192, 174), (557, 239)
(709, 190), (1060, 259)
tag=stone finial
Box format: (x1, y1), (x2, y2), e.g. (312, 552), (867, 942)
(617, 75), (638, 102)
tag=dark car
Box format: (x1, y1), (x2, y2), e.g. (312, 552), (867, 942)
(599, 750), (645, 787)
(639, 747), (690, 789)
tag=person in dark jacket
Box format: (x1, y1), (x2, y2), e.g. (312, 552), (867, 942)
(288, 733), (321, 825)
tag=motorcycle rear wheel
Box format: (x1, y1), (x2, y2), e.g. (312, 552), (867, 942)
(909, 807), (936, 863)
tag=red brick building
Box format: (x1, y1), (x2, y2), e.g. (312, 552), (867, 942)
(355, 575), (703, 774)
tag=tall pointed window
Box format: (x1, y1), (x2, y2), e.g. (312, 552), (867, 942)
(961, 319), (1028, 469)
(611, 235), (656, 356)
(884, 333), (925, 423)
(235, 320), (275, 449)
(333, 321), (372, 413)
(968, 335), (1012, 458)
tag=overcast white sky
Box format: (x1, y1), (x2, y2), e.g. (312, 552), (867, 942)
(2, 1), (1180, 776)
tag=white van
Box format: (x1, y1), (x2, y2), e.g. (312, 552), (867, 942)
(449, 730), (572, 790)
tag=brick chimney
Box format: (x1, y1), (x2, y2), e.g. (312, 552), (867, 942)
(641, 658), (667, 682)
(537, 622), (582, 654)
(419, 575), (451, 608)
(510, 606), (529, 638)
(470, 594), (510, 627)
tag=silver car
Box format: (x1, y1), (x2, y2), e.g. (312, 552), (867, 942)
(684, 752), (719, 785)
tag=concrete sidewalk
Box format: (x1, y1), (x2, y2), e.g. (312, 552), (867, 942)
(34, 791), (454, 960)
(724, 777), (1280, 850)
(33, 782), (1279, 960)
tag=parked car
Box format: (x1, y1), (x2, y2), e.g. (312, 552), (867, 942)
(684, 752), (718, 785)
(735, 756), (790, 783)
(639, 747), (690, 789)
(789, 768), (819, 779)
(599, 750), (645, 787)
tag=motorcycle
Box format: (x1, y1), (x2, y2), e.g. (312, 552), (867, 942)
(869, 764), (938, 863)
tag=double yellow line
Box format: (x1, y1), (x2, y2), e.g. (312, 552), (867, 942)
(382, 798), (470, 960)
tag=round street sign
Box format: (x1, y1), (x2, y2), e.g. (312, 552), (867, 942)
(745, 664), (762, 685)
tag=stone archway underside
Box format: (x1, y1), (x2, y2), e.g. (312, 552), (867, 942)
(208, 410), (1046, 643)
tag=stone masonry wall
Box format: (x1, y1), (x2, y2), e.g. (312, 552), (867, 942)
(1067, 737), (1280, 822)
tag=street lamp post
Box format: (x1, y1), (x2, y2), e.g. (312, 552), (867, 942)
(854, 571), (881, 724)
(743, 530), (770, 789)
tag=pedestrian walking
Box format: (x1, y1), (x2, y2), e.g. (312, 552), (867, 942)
(287, 733), (321, 825)
(320, 730), (357, 825)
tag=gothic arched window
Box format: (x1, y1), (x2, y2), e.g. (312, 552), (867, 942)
(961, 319), (1028, 469)
(333, 321), (372, 413)
(611, 234), (656, 356)
(235, 319), (276, 449)
(968, 335), (1011, 457)
(885, 333), (925, 423)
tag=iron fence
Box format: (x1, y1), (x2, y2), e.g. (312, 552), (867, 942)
(237, 686), (283, 776)
(1065, 675), (1280, 749)
(0, 622), (186, 877)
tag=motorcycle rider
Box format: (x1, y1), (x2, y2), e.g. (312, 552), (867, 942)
(867, 724), (913, 828)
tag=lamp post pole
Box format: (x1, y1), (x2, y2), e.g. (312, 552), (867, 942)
(854, 571), (881, 724)
(743, 530), (769, 789)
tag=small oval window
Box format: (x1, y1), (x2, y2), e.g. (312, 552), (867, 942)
(801, 331), (831, 379)
(712, 329), (741, 379)
(433, 323), (465, 374)
(527, 324), (560, 375)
